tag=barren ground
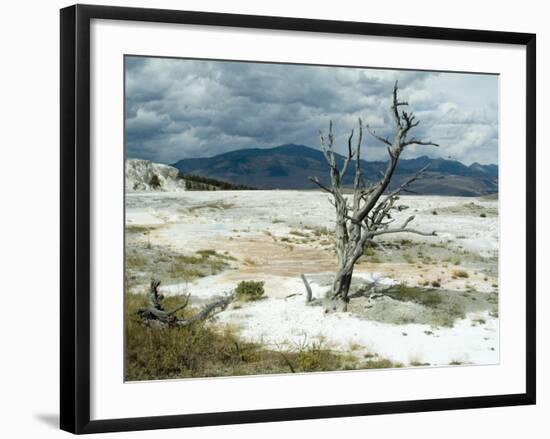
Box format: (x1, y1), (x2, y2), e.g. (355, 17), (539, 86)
(126, 190), (499, 367)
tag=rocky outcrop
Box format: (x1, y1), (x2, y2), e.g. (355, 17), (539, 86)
(125, 159), (186, 192)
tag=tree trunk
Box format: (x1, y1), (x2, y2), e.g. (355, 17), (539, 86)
(327, 261), (354, 312)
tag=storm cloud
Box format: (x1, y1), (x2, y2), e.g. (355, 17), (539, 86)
(125, 56), (498, 165)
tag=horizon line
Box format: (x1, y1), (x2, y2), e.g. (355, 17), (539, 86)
(126, 143), (499, 168)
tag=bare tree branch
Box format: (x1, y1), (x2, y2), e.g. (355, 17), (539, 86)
(340, 130), (355, 179)
(148, 279), (163, 310)
(376, 163), (430, 207)
(167, 293), (191, 315)
(308, 176), (334, 194)
(366, 125), (392, 146)
(390, 80), (407, 127)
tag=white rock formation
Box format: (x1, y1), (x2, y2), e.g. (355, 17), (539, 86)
(125, 159), (186, 192)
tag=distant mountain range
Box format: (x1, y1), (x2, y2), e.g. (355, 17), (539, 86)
(171, 144), (498, 196)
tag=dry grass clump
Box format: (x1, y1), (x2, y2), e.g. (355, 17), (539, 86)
(125, 290), (402, 380)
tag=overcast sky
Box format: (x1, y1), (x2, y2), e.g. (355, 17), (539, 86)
(125, 56), (498, 165)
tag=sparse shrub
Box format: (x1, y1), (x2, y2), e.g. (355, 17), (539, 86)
(480, 213), (487, 218)
(295, 343), (341, 372)
(453, 270), (469, 278)
(431, 280), (441, 288)
(235, 280), (265, 301)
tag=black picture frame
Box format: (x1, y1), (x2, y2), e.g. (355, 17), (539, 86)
(60, 4), (536, 434)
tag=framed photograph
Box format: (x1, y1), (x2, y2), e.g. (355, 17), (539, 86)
(60, 4), (536, 434)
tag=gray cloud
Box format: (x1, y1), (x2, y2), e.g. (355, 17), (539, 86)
(125, 56), (498, 165)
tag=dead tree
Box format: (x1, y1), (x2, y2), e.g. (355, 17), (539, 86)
(138, 279), (234, 328)
(310, 82), (438, 311)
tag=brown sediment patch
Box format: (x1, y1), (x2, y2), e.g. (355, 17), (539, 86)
(211, 235), (336, 277)
(158, 226), (497, 294)
(132, 219), (497, 297)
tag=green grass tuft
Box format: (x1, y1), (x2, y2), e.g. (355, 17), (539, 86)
(235, 280), (265, 301)
(385, 284), (442, 308)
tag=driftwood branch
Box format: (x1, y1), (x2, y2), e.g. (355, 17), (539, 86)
(138, 279), (234, 328)
(301, 273), (313, 303)
(148, 279), (163, 310)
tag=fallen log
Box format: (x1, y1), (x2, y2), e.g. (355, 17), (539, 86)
(137, 278), (233, 328)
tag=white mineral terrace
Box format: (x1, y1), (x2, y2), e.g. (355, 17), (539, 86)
(127, 190), (499, 367)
